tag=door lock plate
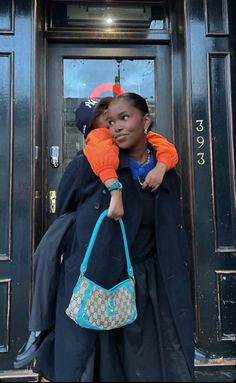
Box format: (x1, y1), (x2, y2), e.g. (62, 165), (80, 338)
(50, 146), (60, 168)
(49, 191), (56, 213)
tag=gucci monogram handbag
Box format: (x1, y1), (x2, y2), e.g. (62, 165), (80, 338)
(66, 209), (137, 330)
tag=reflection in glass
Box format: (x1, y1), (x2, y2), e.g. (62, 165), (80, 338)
(50, 2), (168, 31)
(66, 5), (152, 28)
(63, 59), (155, 168)
(0, 0), (13, 32)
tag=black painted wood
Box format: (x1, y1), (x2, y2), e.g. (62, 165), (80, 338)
(186, 0), (236, 357)
(0, 0), (235, 377)
(0, 0), (34, 371)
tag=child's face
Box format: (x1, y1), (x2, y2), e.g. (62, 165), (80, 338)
(93, 109), (110, 129)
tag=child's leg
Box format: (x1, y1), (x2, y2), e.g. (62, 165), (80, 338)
(14, 213), (76, 369)
(29, 213), (76, 330)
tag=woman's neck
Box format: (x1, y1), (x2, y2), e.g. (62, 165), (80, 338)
(129, 143), (149, 165)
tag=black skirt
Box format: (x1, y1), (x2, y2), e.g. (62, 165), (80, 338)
(80, 255), (192, 382)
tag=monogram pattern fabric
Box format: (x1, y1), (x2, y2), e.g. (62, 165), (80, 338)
(66, 277), (137, 330)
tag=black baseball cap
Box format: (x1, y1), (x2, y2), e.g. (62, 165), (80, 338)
(75, 98), (100, 137)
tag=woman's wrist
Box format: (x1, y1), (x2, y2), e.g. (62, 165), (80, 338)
(110, 189), (123, 198)
(107, 181), (123, 192)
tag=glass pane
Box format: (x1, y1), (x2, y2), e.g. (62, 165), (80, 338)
(63, 59), (155, 168)
(50, 1), (168, 31)
(0, 0), (12, 32)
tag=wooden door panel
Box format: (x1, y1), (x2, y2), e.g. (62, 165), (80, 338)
(0, 0), (34, 371)
(188, 0), (236, 356)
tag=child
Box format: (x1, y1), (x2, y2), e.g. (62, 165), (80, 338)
(75, 97), (178, 220)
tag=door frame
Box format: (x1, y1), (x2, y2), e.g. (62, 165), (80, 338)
(46, 43), (174, 228)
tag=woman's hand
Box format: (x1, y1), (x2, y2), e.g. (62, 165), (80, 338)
(107, 190), (124, 220)
(141, 162), (167, 192)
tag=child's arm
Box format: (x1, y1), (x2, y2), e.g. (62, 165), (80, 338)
(141, 162), (167, 192)
(83, 128), (124, 220)
(147, 131), (178, 170)
(142, 131), (179, 191)
(84, 128), (119, 182)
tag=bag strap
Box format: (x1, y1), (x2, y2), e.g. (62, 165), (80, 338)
(80, 209), (134, 278)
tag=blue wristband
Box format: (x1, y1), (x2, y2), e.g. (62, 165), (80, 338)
(107, 181), (123, 192)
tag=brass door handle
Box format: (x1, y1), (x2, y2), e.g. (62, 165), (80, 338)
(49, 191), (56, 213)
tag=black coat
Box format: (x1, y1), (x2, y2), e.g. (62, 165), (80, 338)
(40, 148), (194, 381)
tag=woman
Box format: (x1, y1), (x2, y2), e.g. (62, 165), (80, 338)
(34, 93), (194, 382)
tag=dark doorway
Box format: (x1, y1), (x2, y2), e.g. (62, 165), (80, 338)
(46, 43), (172, 227)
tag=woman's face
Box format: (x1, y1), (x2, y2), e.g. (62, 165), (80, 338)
(107, 98), (151, 150)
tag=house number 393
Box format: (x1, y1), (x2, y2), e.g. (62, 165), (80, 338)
(195, 120), (205, 165)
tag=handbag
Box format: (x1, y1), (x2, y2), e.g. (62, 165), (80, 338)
(66, 209), (137, 330)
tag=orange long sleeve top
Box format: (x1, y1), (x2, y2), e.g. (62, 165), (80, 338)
(84, 128), (178, 183)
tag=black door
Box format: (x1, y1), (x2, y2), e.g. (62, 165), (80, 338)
(0, 0), (35, 374)
(186, 0), (236, 360)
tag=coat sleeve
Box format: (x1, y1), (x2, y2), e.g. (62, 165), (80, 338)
(84, 128), (119, 182)
(56, 153), (84, 216)
(146, 131), (179, 170)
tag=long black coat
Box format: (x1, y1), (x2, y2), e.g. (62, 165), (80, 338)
(41, 148), (194, 381)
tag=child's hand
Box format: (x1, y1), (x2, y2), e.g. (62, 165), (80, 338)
(141, 162), (167, 192)
(107, 190), (124, 220)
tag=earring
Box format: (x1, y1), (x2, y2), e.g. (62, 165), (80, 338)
(144, 128), (148, 135)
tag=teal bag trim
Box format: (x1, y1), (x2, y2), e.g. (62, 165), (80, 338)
(75, 275), (133, 293)
(80, 209), (134, 278)
(77, 282), (93, 324)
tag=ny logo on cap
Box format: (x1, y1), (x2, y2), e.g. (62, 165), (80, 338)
(85, 99), (98, 108)
(82, 124), (87, 134)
